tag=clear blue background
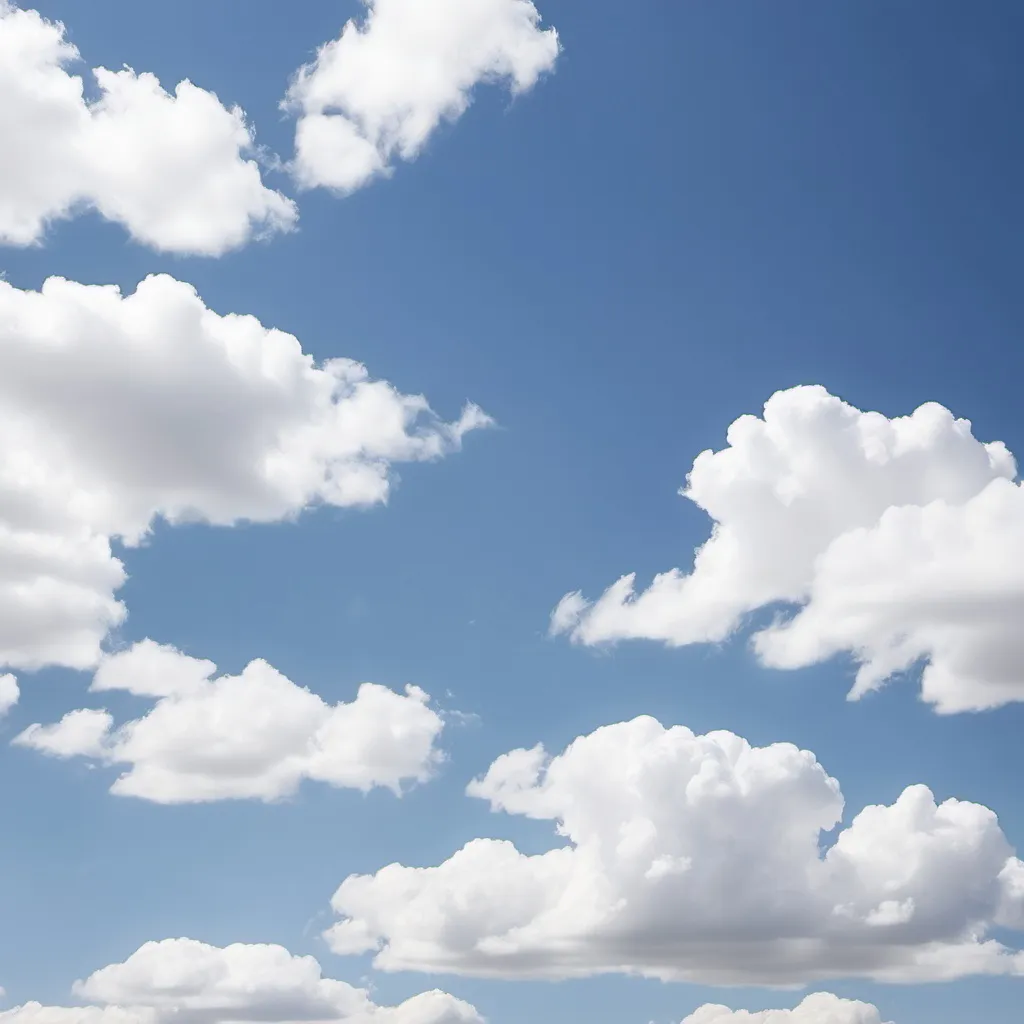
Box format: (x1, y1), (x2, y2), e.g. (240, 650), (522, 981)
(2, 2), (1023, 1021)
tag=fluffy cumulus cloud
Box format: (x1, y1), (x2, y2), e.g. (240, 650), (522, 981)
(14, 640), (445, 803)
(325, 715), (1024, 984)
(551, 384), (1024, 713)
(683, 993), (890, 1024)
(285, 0), (559, 192)
(0, 273), (488, 672)
(0, 673), (17, 716)
(0, 938), (482, 1024)
(0, 3), (295, 253)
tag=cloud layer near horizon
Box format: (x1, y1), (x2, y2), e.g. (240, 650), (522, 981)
(682, 993), (891, 1024)
(552, 384), (1024, 712)
(325, 714), (1024, 984)
(0, 273), (488, 672)
(0, 938), (482, 1024)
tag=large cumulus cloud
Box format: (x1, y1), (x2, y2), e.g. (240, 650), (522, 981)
(0, 273), (488, 672)
(325, 715), (1024, 984)
(552, 384), (1024, 712)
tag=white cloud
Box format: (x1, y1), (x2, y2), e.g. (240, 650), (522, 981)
(325, 715), (1024, 984)
(14, 640), (445, 803)
(0, 938), (482, 1024)
(0, 1009), (142, 1024)
(682, 993), (890, 1024)
(551, 384), (1024, 712)
(0, 3), (295, 254)
(285, 0), (559, 192)
(0, 673), (17, 716)
(0, 273), (489, 672)
(17, 707), (111, 760)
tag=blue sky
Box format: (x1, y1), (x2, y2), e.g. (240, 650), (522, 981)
(2, 2), (1024, 1023)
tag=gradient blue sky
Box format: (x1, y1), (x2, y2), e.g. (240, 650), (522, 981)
(2, 2), (1024, 1022)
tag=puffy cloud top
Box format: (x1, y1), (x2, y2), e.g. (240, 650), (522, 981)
(0, 4), (295, 254)
(325, 715), (1024, 984)
(683, 993), (890, 1024)
(552, 384), (1024, 712)
(15, 640), (446, 803)
(286, 0), (559, 192)
(0, 273), (488, 671)
(0, 673), (17, 717)
(0, 938), (482, 1024)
